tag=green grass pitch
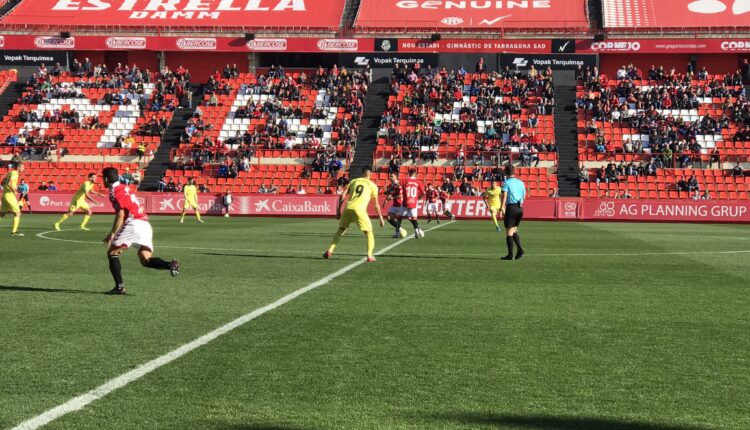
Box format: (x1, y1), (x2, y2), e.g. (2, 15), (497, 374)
(1, 215), (749, 430)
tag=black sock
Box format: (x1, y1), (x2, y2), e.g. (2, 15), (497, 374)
(108, 255), (123, 286)
(410, 219), (419, 229)
(444, 211), (453, 217)
(513, 232), (523, 252)
(388, 219), (399, 229)
(144, 257), (171, 270)
(395, 218), (403, 230)
(506, 236), (514, 256)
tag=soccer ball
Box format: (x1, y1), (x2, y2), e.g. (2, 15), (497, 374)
(399, 228), (408, 238)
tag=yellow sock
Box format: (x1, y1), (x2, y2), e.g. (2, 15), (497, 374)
(366, 231), (374, 257)
(12, 216), (20, 233)
(180, 213), (185, 222)
(491, 213), (499, 228)
(57, 214), (69, 225)
(196, 212), (202, 222)
(81, 215), (91, 228)
(328, 228), (345, 253)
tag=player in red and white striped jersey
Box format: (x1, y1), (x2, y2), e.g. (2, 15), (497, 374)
(399, 168), (425, 239)
(103, 167), (180, 295)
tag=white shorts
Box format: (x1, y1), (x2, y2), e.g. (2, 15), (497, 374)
(427, 203), (438, 213)
(442, 201), (452, 211)
(112, 219), (154, 252)
(388, 206), (404, 217)
(403, 207), (418, 219)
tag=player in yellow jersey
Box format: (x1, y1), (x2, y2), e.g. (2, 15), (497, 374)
(1, 162), (25, 236)
(54, 173), (105, 231)
(323, 166), (384, 262)
(179, 178), (203, 223)
(483, 180), (503, 232)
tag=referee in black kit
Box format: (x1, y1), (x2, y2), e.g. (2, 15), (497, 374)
(500, 165), (526, 261)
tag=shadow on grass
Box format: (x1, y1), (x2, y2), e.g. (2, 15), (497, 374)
(211, 423), (318, 430)
(0, 285), (107, 295)
(196, 252), (325, 261)
(432, 413), (715, 430)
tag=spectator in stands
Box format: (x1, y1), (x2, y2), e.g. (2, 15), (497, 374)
(743, 59), (750, 85)
(38, 182), (49, 191)
(459, 177), (473, 196)
(120, 168), (135, 185)
(548, 188), (559, 198)
(166, 178), (177, 192)
(579, 165), (589, 183)
(47, 181), (57, 191)
(476, 58), (486, 74)
(732, 163), (745, 177)
(687, 175), (700, 193)
(132, 170), (142, 186)
(158, 175), (167, 192)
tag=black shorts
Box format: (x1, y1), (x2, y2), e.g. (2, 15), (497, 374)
(504, 204), (523, 228)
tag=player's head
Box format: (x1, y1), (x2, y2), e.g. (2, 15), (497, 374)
(504, 164), (515, 177)
(361, 165), (372, 179)
(389, 172), (399, 184)
(102, 167), (119, 188)
(15, 162), (24, 172)
(408, 167), (417, 178)
(87, 173), (96, 182)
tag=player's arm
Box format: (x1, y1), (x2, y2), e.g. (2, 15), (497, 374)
(104, 209), (126, 245)
(500, 190), (508, 217)
(336, 193), (347, 220)
(371, 187), (384, 227)
(86, 189), (105, 203)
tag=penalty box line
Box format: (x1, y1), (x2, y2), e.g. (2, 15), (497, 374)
(10, 221), (454, 430)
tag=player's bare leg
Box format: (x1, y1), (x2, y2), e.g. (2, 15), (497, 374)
(324, 227), (347, 259)
(195, 209), (204, 223)
(364, 230), (376, 262)
(55, 209), (75, 231)
(80, 208), (92, 230)
(9, 210), (22, 236)
(179, 210), (186, 223)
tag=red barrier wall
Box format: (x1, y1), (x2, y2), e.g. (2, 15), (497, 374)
(26, 192), (750, 223)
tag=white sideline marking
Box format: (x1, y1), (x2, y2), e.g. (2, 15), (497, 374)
(12, 221), (454, 430)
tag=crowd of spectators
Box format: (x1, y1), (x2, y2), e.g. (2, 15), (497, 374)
(180, 65), (367, 179)
(578, 63), (750, 171)
(380, 60), (556, 166)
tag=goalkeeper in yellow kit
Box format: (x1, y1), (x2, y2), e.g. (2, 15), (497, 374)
(323, 166), (384, 262)
(180, 178), (203, 223)
(1, 162), (25, 236)
(55, 173), (105, 231)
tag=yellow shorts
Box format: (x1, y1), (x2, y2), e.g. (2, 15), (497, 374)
(1, 193), (20, 213)
(69, 200), (90, 212)
(183, 200), (198, 210)
(339, 208), (372, 232)
(489, 204), (501, 214)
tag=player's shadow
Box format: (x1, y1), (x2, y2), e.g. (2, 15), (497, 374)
(0, 285), (106, 295)
(211, 423), (318, 430)
(429, 413), (714, 430)
(196, 252), (324, 261)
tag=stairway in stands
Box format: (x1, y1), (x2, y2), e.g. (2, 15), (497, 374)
(553, 70), (580, 197)
(339, 0), (361, 31)
(140, 87), (202, 190)
(349, 74), (389, 178)
(587, 0), (604, 29)
(0, 82), (23, 121)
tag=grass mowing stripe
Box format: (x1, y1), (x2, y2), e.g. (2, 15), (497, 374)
(10, 221), (454, 430)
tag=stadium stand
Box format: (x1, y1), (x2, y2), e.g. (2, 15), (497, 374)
(371, 64), (559, 198)
(164, 66), (368, 194)
(1, 64), (180, 158)
(0, 161), (142, 191)
(576, 64), (750, 199)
